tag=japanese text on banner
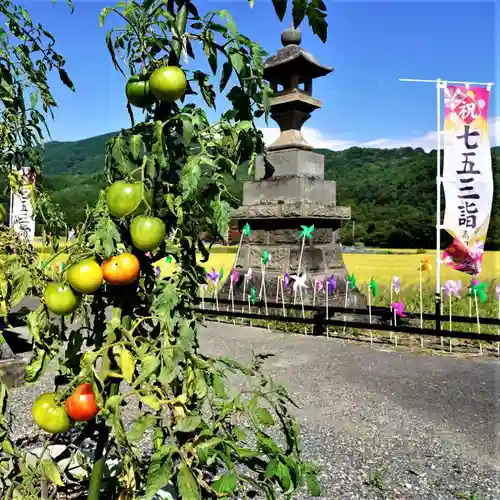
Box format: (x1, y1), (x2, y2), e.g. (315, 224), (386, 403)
(441, 85), (493, 276)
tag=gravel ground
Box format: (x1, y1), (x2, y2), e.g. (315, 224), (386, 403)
(6, 322), (500, 499)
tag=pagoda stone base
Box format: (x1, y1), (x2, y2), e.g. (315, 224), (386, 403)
(219, 218), (367, 315)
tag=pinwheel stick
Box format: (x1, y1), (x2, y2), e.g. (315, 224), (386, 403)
(279, 277), (287, 319)
(474, 290), (481, 337)
(325, 280), (329, 338)
(343, 282), (349, 334)
(200, 285), (205, 310)
(368, 285), (372, 325)
(448, 293), (453, 332)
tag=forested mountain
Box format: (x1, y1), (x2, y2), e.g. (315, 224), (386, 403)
(1, 132), (499, 249)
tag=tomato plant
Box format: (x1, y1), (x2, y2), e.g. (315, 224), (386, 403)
(1, 0), (329, 498)
(31, 393), (71, 434)
(65, 383), (99, 421)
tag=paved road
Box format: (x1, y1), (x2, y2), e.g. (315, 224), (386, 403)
(198, 323), (500, 499)
(6, 320), (500, 498)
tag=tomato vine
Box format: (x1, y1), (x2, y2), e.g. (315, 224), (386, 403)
(1, 0), (329, 498)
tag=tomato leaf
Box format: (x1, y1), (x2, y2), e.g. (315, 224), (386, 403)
(271, 0), (287, 20)
(305, 471), (321, 497)
(134, 354), (160, 386)
(174, 415), (202, 433)
(140, 394), (161, 411)
(177, 463), (200, 500)
(41, 458), (64, 487)
(129, 413), (157, 442)
(254, 407), (275, 427)
(145, 445), (175, 499)
(129, 134), (143, 162)
(118, 348), (135, 384)
(212, 472), (237, 494)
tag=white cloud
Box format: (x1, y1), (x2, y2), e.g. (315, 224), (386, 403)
(260, 116), (500, 152)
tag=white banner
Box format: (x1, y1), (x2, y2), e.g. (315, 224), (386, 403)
(441, 85), (493, 275)
(9, 167), (36, 243)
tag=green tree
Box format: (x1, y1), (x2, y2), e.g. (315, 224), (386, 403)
(1, 0), (329, 498)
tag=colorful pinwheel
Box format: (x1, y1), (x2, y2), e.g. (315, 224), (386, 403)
(299, 224), (315, 240)
(261, 250), (270, 265)
(166, 255), (173, 263)
(328, 275), (336, 294)
(246, 267), (253, 280)
(145, 251), (151, 258)
(369, 278), (378, 297)
(291, 273), (308, 293)
(242, 223), (251, 238)
(250, 287), (256, 305)
(392, 301), (406, 318)
(443, 280), (462, 298)
(347, 273), (356, 290)
(315, 279), (324, 292)
(468, 279), (487, 303)
(230, 268), (239, 284)
(392, 276), (401, 294)
(207, 268), (219, 284)
(419, 257), (431, 272)
(154, 266), (161, 277)
(283, 272), (290, 289)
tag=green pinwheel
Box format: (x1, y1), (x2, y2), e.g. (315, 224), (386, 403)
(299, 224), (315, 240)
(242, 223), (251, 238)
(261, 250), (269, 265)
(369, 278), (378, 297)
(347, 273), (356, 290)
(219, 267), (224, 281)
(250, 287), (256, 305)
(166, 255), (173, 263)
(468, 279), (487, 303)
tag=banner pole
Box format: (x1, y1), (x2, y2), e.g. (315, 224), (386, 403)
(435, 79), (443, 336)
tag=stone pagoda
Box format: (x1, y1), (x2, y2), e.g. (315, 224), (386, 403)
(223, 28), (365, 309)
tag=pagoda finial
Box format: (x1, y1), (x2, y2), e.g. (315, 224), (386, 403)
(281, 26), (302, 47)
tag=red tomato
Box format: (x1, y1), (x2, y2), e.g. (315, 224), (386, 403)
(65, 383), (99, 421)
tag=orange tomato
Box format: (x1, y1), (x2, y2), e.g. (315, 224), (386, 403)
(65, 383), (99, 421)
(101, 253), (140, 286)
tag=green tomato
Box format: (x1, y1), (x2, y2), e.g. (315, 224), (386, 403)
(44, 282), (81, 316)
(130, 216), (166, 252)
(67, 259), (103, 294)
(149, 66), (187, 103)
(125, 75), (156, 108)
(32, 393), (71, 434)
(106, 181), (151, 219)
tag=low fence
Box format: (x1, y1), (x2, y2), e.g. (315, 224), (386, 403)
(196, 297), (500, 345)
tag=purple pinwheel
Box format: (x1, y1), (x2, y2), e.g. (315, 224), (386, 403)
(392, 276), (401, 294)
(392, 301), (406, 318)
(443, 280), (462, 298)
(231, 268), (239, 284)
(328, 275), (336, 295)
(207, 267), (219, 284)
(315, 279), (324, 292)
(283, 272), (290, 289)
(154, 266), (161, 277)
(496, 284), (500, 300)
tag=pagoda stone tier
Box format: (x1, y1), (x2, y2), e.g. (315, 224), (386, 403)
(219, 28), (366, 311)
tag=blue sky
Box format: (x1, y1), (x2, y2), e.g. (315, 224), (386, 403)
(26, 0), (498, 150)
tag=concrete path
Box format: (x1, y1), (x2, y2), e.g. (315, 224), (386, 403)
(198, 323), (500, 499)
